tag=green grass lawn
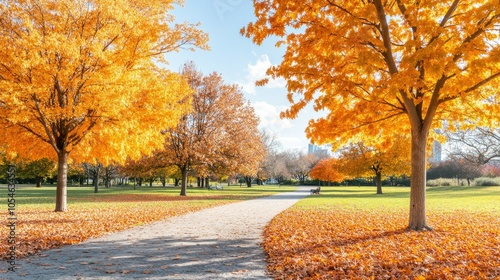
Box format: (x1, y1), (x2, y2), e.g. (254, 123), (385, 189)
(1, 183), (296, 209)
(298, 185), (500, 213)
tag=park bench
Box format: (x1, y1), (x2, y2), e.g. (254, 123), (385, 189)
(208, 184), (223, 190)
(310, 186), (321, 194)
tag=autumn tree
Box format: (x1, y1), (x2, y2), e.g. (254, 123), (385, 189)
(309, 158), (345, 186)
(82, 161), (118, 191)
(162, 62), (264, 195)
(154, 165), (179, 187)
(81, 161), (103, 193)
(121, 155), (162, 188)
(481, 162), (500, 177)
(242, 0), (500, 230)
(256, 130), (284, 184)
(254, 148), (294, 185)
(101, 164), (119, 188)
(286, 152), (320, 184)
(0, 0), (208, 211)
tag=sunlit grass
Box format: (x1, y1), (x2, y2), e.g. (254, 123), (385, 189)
(1, 184), (295, 207)
(297, 185), (500, 213)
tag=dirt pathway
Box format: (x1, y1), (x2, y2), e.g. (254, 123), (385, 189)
(6, 187), (310, 279)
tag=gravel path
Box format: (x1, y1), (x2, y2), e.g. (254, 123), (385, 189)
(6, 187), (310, 279)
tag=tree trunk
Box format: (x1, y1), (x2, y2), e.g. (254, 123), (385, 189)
(94, 168), (99, 193)
(408, 130), (431, 231)
(149, 178), (153, 187)
(36, 176), (42, 188)
(376, 172), (383, 194)
(205, 177), (209, 188)
(245, 176), (252, 188)
(55, 152), (68, 212)
(180, 166), (188, 196)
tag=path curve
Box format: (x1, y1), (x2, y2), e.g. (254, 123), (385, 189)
(8, 187), (310, 279)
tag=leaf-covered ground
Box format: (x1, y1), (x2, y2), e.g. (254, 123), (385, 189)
(264, 189), (500, 279)
(1, 185), (287, 260)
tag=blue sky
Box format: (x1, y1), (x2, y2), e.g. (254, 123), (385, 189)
(164, 0), (323, 153)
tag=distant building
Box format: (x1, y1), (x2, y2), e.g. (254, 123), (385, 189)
(308, 144), (332, 157)
(430, 140), (442, 163)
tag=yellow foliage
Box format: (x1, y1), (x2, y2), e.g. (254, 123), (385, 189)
(242, 0), (500, 150)
(0, 0), (208, 164)
(338, 136), (412, 179)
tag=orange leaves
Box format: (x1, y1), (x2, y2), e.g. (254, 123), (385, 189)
(309, 158), (346, 183)
(163, 62), (265, 190)
(264, 208), (500, 279)
(243, 0), (500, 157)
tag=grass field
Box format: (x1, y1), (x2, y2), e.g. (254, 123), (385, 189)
(297, 185), (500, 212)
(264, 185), (500, 279)
(0, 184), (295, 260)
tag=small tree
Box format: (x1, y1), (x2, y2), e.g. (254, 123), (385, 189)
(82, 161), (103, 193)
(309, 158), (345, 186)
(338, 137), (411, 194)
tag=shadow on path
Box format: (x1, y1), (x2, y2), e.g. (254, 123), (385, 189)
(16, 237), (268, 280)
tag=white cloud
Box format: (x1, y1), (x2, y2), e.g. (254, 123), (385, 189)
(276, 136), (309, 153)
(253, 101), (292, 131)
(239, 54), (286, 95)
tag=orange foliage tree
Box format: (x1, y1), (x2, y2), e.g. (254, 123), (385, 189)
(242, 0), (500, 230)
(161, 62), (264, 195)
(338, 139), (411, 194)
(309, 158), (345, 185)
(120, 154), (165, 188)
(0, 0), (208, 211)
